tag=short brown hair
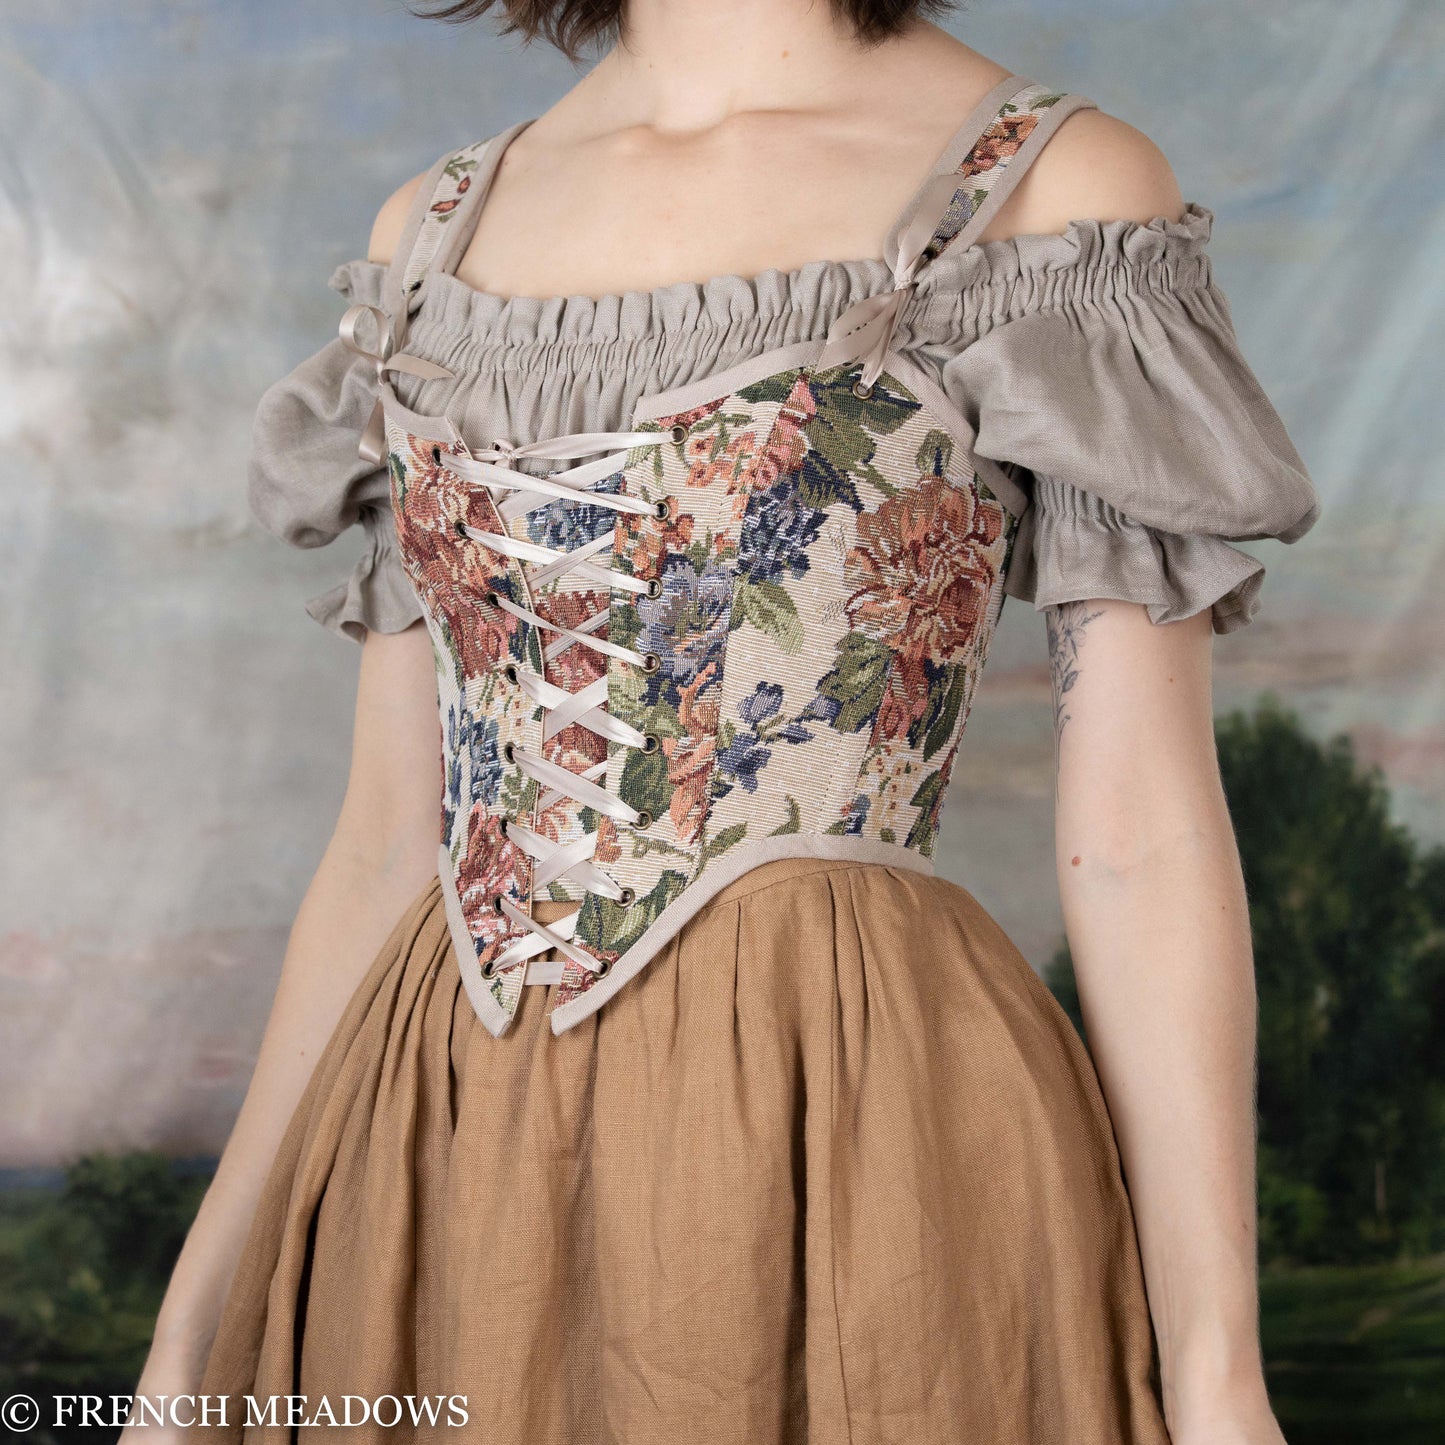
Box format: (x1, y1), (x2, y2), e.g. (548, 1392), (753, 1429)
(408, 1), (960, 64)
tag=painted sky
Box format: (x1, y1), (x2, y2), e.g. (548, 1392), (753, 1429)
(1, 0), (1442, 1166)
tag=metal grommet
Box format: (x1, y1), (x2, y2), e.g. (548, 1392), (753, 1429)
(645, 576), (663, 599)
(617, 887), (636, 907)
(431, 445), (443, 462)
(640, 732), (660, 754)
(498, 816), (509, 837)
(652, 497), (672, 521)
(491, 894), (507, 916)
(592, 958), (613, 978)
(852, 379), (874, 400)
(503, 661), (520, 685)
(632, 809), (653, 830)
(486, 589), (501, 608)
(454, 517), (468, 537)
(668, 423), (687, 445)
(503, 740), (516, 764)
(481, 958), (498, 978)
(639, 652), (661, 674)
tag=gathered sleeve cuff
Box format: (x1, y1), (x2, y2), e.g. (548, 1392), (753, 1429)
(247, 258), (424, 643)
(940, 205), (1321, 634)
(301, 501), (424, 643)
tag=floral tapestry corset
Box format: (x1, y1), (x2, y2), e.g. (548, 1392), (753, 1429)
(345, 78), (1094, 1035)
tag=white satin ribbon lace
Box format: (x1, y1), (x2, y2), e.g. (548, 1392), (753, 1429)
(433, 429), (678, 987)
(813, 169), (975, 395)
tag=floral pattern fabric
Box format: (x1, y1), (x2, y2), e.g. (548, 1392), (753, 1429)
(569, 365), (1016, 1002)
(382, 83), (1065, 1035)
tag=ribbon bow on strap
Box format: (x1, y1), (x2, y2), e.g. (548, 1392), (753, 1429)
(814, 170), (975, 389)
(338, 302), (457, 465)
(812, 173), (1033, 522)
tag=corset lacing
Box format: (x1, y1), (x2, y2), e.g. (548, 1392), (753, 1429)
(432, 429), (679, 986)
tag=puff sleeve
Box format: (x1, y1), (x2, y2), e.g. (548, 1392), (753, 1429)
(942, 206), (1320, 634)
(247, 258), (425, 643)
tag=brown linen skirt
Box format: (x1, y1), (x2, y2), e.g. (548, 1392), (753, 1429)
(192, 856), (1170, 1444)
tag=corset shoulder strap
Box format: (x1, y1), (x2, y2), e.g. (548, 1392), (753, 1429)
(341, 129), (524, 464)
(882, 76), (1100, 279)
(378, 122), (531, 322)
(816, 78), (1100, 416)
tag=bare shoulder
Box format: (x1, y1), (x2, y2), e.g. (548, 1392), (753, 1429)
(980, 105), (1187, 244)
(366, 168), (430, 267)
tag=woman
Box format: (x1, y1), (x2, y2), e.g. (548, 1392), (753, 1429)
(130, 2), (1318, 1442)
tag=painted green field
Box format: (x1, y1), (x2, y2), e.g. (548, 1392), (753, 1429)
(1262, 1256), (1445, 1444)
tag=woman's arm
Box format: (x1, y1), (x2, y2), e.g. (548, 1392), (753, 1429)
(124, 620), (441, 1431)
(123, 175), (442, 1432)
(1048, 597), (1284, 1445)
(986, 106), (1287, 1440)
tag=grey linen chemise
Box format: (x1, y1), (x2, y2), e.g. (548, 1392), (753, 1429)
(248, 200), (1319, 642)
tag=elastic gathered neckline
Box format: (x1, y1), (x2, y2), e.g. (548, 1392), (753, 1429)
(328, 200), (1217, 363)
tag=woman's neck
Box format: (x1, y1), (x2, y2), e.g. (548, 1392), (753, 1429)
(576, 1), (941, 134)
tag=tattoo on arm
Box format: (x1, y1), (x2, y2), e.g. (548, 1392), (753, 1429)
(1046, 601), (1104, 771)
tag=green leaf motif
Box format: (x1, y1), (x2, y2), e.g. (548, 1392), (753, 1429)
(608, 663), (647, 733)
(499, 765), (536, 823)
(792, 366), (921, 512)
(915, 429), (955, 476)
(906, 769), (947, 852)
(609, 599), (642, 655)
(700, 821), (748, 865)
(636, 700), (686, 742)
(858, 461), (895, 498)
(812, 366), (919, 436)
(620, 738), (674, 818)
(736, 369), (806, 405)
(585, 869), (690, 953)
(919, 664), (969, 760)
(433, 612), (466, 695)
(770, 796), (802, 836)
(813, 632), (891, 735)
(524, 622), (545, 678)
(733, 578), (803, 654)
(796, 451), (863, 513)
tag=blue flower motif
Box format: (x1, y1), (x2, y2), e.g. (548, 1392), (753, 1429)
(739, 681), (784, 726)
(800, 693), (842, 725)
(737, 482), (826, 584)
(635, 555), (733, 706)
(714, 682), (815, 798)
(526, 472), (624, 553)
(716, 733), (771, 795)
(443, 701), (503, 837)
